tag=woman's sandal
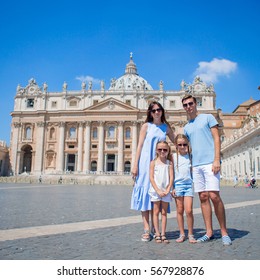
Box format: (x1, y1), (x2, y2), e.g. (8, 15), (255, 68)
(188, 235), (197, 244)
(154, 235), (162, 243)
(161, 235), (170, 244)
(176, 234), (186, 243)
(141, 230), (151, 242)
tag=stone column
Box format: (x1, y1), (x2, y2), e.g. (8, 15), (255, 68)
(83, 121), (91, 173)
(57, 122), (65, 172)
(97, 121), (104, 173)
(117, 121), (124, 173)
(131, 121), (138, 167)
(104, 154), (107, 172)
(11, 122), (21, 175)
(34, 121), (45, 174)
(65, 153), (68, 171)
(77, 122), (84, 172)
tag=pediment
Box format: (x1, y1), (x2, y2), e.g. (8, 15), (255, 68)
(84, 98), (139, 112)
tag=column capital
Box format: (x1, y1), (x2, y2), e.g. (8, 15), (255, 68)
(59, 121), (66, 127)
(78, 121), (85, 128)
(13, 122), (21, 128)
(37, 121), (45, 127)
(98, 121), (105, 126)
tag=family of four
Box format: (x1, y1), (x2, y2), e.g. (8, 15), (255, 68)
(131, 94), (232, 246)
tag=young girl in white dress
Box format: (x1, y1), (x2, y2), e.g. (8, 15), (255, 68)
(149, 141), (173, 243)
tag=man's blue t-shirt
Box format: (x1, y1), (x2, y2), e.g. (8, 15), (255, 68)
(184, 114), (218, 167)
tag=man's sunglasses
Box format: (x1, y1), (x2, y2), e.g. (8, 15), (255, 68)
(151, 108), (162, 113)
(183, 102), (194, 108)
(157, 148), (168, 152)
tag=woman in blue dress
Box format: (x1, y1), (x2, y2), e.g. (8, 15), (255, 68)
(131, 101), (175, 241)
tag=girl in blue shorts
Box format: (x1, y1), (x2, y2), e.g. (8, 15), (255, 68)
(172, 134), (196, 244)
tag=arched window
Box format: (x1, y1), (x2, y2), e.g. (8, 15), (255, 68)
(91, 161), (97, 171)
(69, 127), (76, 139)
(125, 127), (131, 139)
(69, 100), (77, 107)
(108, 126), (115, 138)
(25, 127), (32, 139)
(92, 127), (98, 139)
(50, 127), (55, 139)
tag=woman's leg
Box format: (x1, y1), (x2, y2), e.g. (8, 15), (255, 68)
(141, 210), (150, 231)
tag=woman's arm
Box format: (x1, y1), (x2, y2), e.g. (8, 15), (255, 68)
(131, 123), (148, 178)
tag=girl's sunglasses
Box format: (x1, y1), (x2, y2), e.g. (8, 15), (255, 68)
(177, 143), (188, 147)
(157, 148), (168, 152)
(151, 108), (162, 113)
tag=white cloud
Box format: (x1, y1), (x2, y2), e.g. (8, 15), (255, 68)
(194, 58), (237, 84)
(75, 75), (101, 85)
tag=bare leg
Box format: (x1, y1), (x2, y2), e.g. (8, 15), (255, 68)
(175, 197), (185, 235)
(141, 210), (150, 231)
(161, 201), (170, 243)
(209, 191), (228, 236)
(184, 196), (194, 236)
(198, 191), (213, 237)
(152, 202), (161, 236)
(161, 201), (169, 236)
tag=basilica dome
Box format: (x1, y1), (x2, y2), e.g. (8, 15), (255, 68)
(109, 54), (153, 91)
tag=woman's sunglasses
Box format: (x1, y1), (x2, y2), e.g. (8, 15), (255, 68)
(177, 143), (188, 147)
(157, 148), (168, 152)
(151, 108), (162, 113)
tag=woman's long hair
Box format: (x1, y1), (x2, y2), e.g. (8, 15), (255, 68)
(145, 101), (170, 127)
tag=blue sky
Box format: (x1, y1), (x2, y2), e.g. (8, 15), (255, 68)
(1, 0), (259, 144)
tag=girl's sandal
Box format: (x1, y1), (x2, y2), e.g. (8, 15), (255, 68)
(188, 235), (197, 244)
(154, 235), (162, 243)
(176, 234), (186, 243)
(161, 235), (170, 244)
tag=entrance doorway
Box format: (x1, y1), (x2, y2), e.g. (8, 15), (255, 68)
(22, 145), (32, 173)
(67, 154), (75, 171)
(107, 154), (115, 172)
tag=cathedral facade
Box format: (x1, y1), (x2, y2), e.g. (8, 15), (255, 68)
(9, 55), (218, 176)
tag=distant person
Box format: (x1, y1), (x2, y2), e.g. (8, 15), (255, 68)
(58, 176), (63, 184)
(172, 134), (196, 244)
(182, 94), (232, 246)
(243, 173), (249, 186)
(233, 175), (238, 188)
(250, 175), (257, 188)
(149, 141), (173, 243)
(131, 101), (175, 242)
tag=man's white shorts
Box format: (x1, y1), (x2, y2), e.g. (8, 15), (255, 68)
(193, 163), (220, 193)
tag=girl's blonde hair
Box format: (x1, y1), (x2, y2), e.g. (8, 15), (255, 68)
(155, 141), (172, 161)
(174, 134), (192, 170)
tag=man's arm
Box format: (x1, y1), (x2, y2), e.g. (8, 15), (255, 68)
(211, 125), (221, 174)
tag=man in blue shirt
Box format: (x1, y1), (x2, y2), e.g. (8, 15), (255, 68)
(182, 94), (232, 246)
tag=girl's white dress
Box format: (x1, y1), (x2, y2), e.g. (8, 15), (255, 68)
(148, 160), (172, 203)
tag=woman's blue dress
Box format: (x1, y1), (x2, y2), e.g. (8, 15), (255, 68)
(131, 122), (168, 211)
